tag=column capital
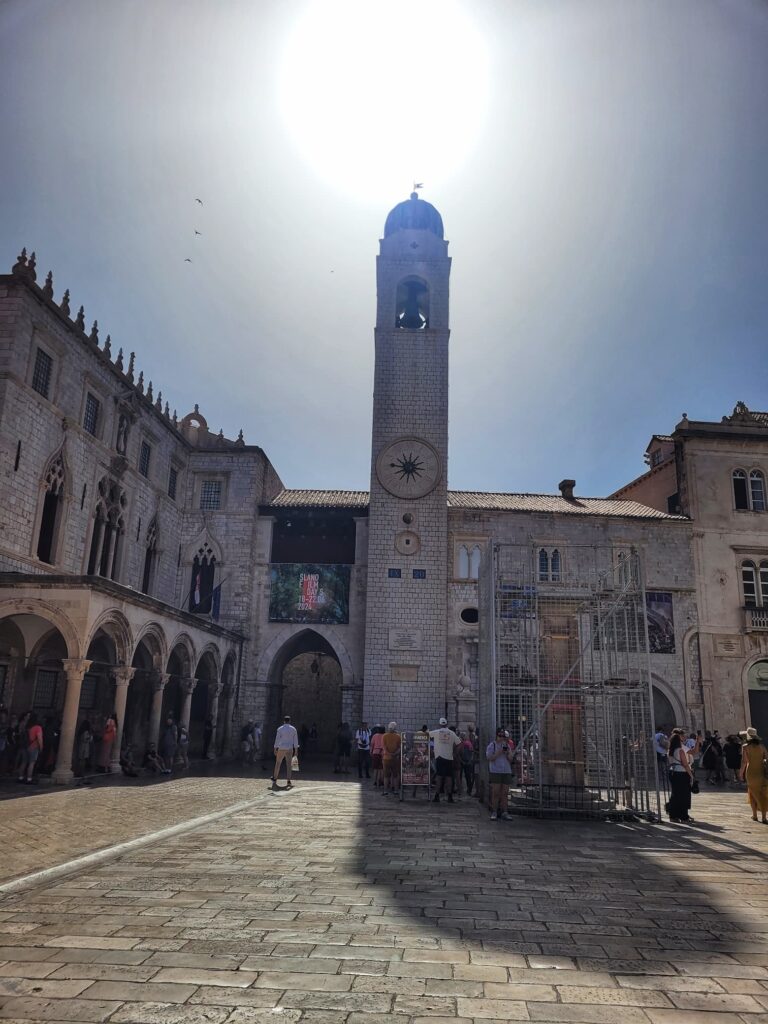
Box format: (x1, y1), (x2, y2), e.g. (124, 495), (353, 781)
(112, 666), (136, 687)
(181, 676), (198, 695)
(153, 671), (171, 692)
(61, 658), (92, 683)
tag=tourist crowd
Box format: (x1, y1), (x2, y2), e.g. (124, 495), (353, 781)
(655, 724), (768, 825)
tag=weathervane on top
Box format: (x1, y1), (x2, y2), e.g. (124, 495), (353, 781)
(412, 181), (424, 195)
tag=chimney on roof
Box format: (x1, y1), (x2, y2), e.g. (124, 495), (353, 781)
(558, 479), (576, 501)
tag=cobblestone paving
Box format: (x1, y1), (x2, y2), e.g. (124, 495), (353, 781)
(0, 775), (266, 883)
(0, 781), (767, 1022)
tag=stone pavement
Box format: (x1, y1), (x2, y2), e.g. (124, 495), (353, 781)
(0, 780), (767, 1023)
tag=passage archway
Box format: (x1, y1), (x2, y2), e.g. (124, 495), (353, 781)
(266, 629), (343, 762)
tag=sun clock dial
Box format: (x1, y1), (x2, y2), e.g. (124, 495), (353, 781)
(375, 437), (441, 500)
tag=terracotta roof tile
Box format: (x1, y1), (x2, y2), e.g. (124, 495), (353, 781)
(266, 489), (686, 520)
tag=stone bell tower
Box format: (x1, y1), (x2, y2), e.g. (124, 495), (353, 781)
(363, 193), (451, 728)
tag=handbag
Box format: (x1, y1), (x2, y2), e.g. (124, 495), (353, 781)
(291, 754), (300, 773)
(690, 779), (700, 794)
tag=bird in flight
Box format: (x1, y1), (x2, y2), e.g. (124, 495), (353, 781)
(195, 198), (203, 205)
(194, 230), (201, 236)
(184, 258), (192, 263)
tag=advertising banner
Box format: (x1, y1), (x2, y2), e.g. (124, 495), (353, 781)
(401, 731), (431, 787)
(646, 591), (675, 654)
(268, 564), (350, 624)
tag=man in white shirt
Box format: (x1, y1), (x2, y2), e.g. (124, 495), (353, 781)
(272, 715), (299, 789)
(429, 717), (461, 803)
(355, 722), (371, 780)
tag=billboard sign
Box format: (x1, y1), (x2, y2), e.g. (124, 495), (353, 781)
(268, 564), (350, 624)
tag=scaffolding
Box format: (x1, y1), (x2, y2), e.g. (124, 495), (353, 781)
(479, 544), (661, 821)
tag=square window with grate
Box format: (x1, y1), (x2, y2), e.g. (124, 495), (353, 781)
(32, 348), (53, 398)
(139, 440), (151, 478)
(413, 569), (427, 579)
(83, 392), (100, 436)
(33, 668), (58, 709)
(200, 479), (222, 510)
(168, 466), (178, 501)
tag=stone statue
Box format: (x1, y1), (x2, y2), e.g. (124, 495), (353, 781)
(116, 415), (129, 455)
(455, 659), (473, 698)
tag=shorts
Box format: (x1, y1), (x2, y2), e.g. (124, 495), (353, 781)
(337, 741), (351, 757)
(371, 753), (383, 770)
(27, 747), (40, 764)
(383, 758), (399, 781)
(489, 772), (512, 786)
(435, 756), (453, 778)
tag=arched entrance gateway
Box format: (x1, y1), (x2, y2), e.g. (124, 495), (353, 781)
(262, 629), (350, 763)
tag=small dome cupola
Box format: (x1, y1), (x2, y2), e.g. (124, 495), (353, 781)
(384, 192), (444, 238)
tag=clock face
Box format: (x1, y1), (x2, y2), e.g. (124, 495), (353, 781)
(376, 437), (441, 499)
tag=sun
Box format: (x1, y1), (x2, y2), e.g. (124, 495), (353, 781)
(278, 0), (489, 201)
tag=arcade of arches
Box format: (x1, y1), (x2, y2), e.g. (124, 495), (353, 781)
(0, 592), (240, 784)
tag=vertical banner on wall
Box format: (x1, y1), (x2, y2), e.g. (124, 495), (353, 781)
(646, 592), (675, 654)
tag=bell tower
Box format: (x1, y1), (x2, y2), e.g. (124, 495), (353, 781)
(363, 193), (451, 728)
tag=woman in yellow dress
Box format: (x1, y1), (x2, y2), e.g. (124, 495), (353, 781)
(739, 728), (768, 823)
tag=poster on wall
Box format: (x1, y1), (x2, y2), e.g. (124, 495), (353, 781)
(268, 564), (350, 624)
(646, 591), (675, 654)
(401, 731), (431, 787)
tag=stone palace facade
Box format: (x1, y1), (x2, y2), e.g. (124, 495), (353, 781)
(0, 194), (765, 778)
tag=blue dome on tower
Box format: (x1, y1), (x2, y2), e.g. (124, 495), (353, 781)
(384, 193), (444, 239)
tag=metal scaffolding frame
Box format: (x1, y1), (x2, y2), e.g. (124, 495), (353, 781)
(479, 543), (661, 821)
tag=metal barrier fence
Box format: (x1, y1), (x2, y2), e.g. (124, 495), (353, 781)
(479, 544), (661, 821)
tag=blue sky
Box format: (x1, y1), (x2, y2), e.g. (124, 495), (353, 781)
(1, 0), (766, 496)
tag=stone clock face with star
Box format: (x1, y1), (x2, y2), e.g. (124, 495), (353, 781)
(375, 437), (442, 500)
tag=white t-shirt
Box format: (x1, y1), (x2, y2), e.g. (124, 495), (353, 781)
(274, 723), (299, 750)
(430, 727), (460, 761)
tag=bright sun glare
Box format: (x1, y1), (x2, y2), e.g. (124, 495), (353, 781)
(278, 0), (489, 201)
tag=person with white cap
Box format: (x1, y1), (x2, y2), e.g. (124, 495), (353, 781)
(429, 717), (461, 803)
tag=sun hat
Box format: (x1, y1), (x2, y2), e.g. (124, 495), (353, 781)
(387, 721), (397, 731)
(439, 717), (448, 726)
(746, 727), (758, 739)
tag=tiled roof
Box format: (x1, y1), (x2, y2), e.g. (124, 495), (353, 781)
(751, 411), (768, 426)
(266, 489), (685, 520)
(266, 489), (370, 509)
(446, 491), (684, 519)
(647, 434), (674, 446)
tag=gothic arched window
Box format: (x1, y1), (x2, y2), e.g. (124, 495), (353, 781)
(469, 544), (482, 580)
(141, 517), (158, 595)
(733, 469), (749, 510)
(750, 470), (766, 512)
(457, 544), (470, 579)
(395, 276), (430, 330)
(87, 477), (126, 580)
(551, 549), (561, 582)
(37, 454), (65, 564)
(189, 543), (216, 614)
(538, 548), (549, 582)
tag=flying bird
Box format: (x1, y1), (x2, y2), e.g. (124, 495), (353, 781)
(195, 230), (201, 236)
(184, 258), (192, 263)
(195, 198), (203, 205)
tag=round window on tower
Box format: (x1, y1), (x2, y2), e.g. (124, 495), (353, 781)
(460, 607), (479, 625)
(395, 276), (430, 330)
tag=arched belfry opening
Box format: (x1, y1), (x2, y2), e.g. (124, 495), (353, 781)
(395, 276), (429, 330)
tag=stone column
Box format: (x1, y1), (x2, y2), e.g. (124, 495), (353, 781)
(52, 658), (93, 785)
(109, 667), (136, 772)
(148, 672), (170, 749)
(180, 677), (197, 733)
(207, 684), (223, 760)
